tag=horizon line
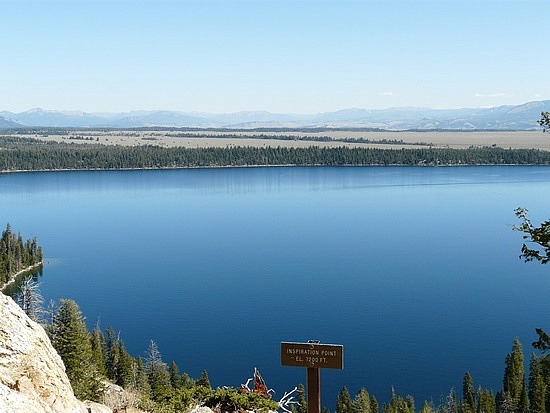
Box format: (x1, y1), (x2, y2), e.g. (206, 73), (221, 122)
(2, 99), (549, 117)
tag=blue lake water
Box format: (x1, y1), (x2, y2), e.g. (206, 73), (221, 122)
(1, 166), (550, 408)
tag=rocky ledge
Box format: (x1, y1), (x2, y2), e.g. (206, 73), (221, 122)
(0, 293), (107, 412)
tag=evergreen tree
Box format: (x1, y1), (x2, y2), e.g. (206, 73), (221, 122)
(477, 387), (496, 413)
(498, 392), (515, 413)
(385, 388), (414, 413)
(519, 380), (528, 413)
(133, 356), (151, 398)
(0, 223), (43, 284)
(336, 387), (353, 413)
(532, 330), (550, 413)
(529, 353), (547, 413)
(406, 395), (415, 413)
(116, 339), (134, 388)
(297, 383), (307, 413)
(353, 388), (371, 413)
(371, 395), (380, 413)
(420, 400), (434, 413)
(169, 360), (183, 389)
(503, 338), (527, 413)
(181, 372), (194, 389)
(90, 323), (106, 377)
(51, 299), (103, 401)
(104, 326), (118, 381)
(196, 369), (211, 389)
(145, 340), (171, 399)
(463, 372), (476, 413)
(443, 388), (458, 413)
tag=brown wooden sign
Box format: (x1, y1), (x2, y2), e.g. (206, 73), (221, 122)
(281, 341), (344, 369)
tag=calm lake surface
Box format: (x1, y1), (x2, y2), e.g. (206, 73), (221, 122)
(2, 166), (550, 407)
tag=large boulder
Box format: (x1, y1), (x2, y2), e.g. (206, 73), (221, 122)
(0, 293), (88, 412)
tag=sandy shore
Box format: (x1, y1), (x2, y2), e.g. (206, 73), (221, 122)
(3, 130), (550, 151)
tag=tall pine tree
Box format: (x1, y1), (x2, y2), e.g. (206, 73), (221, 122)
(371, 395), (379, 413)
(169, 361), (183, 389)
(196, 369), (211, 389)
(476, 387), (496, 413)
(336, 387), (353, 413)
(145, 340), (171, 400)
(104, 326), (118, 382)
(353, 388), (371, 413)
(529, 353), (547, 413)
(463, 372), (476, 413)
(51, 299), (103, 401)
(90, 322), (106, 377)
(296, 383), (307, 413)
(133, 356), (151, 398)
(503, 338), (528, 413)
(116, 339), (134, 388)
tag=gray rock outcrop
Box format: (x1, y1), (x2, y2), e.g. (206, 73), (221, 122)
(0, 293), (87, 412)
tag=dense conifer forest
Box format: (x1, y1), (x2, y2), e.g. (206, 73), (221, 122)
(0, 224), (43, 285)
(1, 136), (550, 171)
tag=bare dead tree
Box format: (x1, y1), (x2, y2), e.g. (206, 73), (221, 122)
(278, 386), (299, 413)
(16, 275), (45, 323)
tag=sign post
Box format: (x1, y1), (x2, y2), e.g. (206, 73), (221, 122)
(281, 340), (344, 413)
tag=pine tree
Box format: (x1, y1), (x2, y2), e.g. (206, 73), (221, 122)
(463, 372), (476, 413)
(116, 339), (134, 388)
(145, 340), (171, 399)
(133, 356), (151, 397)
(406, 395), (415, 413)
(104, 326), (118, 381)
(353, 388), (371, 413)
(296, 383), (307, 413)
(519, 379), (528, 413)
(51, 299), (103, 401)
(529, 353), (547, 413)
(477, 388), (496, 413)
(181, 372), (194, 389)
(385, 388), (414, 413)
(196, 369), (211, 389)
(443, 388), (458, 413)
(371, 395), (380, 413)
(503, 338), (527, 413)
(336, 387), (353, 413)
(90, 323), (106, 377)
(421, 400), (434, 413)
(498, 392), (515, 413)
(169, 361), (183, 389)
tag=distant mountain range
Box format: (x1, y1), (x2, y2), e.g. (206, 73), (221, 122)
(1, 100), (549, 130)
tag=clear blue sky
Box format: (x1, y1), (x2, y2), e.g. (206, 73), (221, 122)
(1, 0), (549, 114)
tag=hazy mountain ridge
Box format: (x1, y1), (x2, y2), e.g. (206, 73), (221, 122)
(1, 100), (549, 130)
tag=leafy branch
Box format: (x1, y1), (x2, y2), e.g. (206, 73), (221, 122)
(538, 111), (550, 132)
(513, 208), (550, 264)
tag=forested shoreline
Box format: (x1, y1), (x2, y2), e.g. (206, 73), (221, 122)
(0, 224), (43, 286)
(2, 137), (550, 171)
